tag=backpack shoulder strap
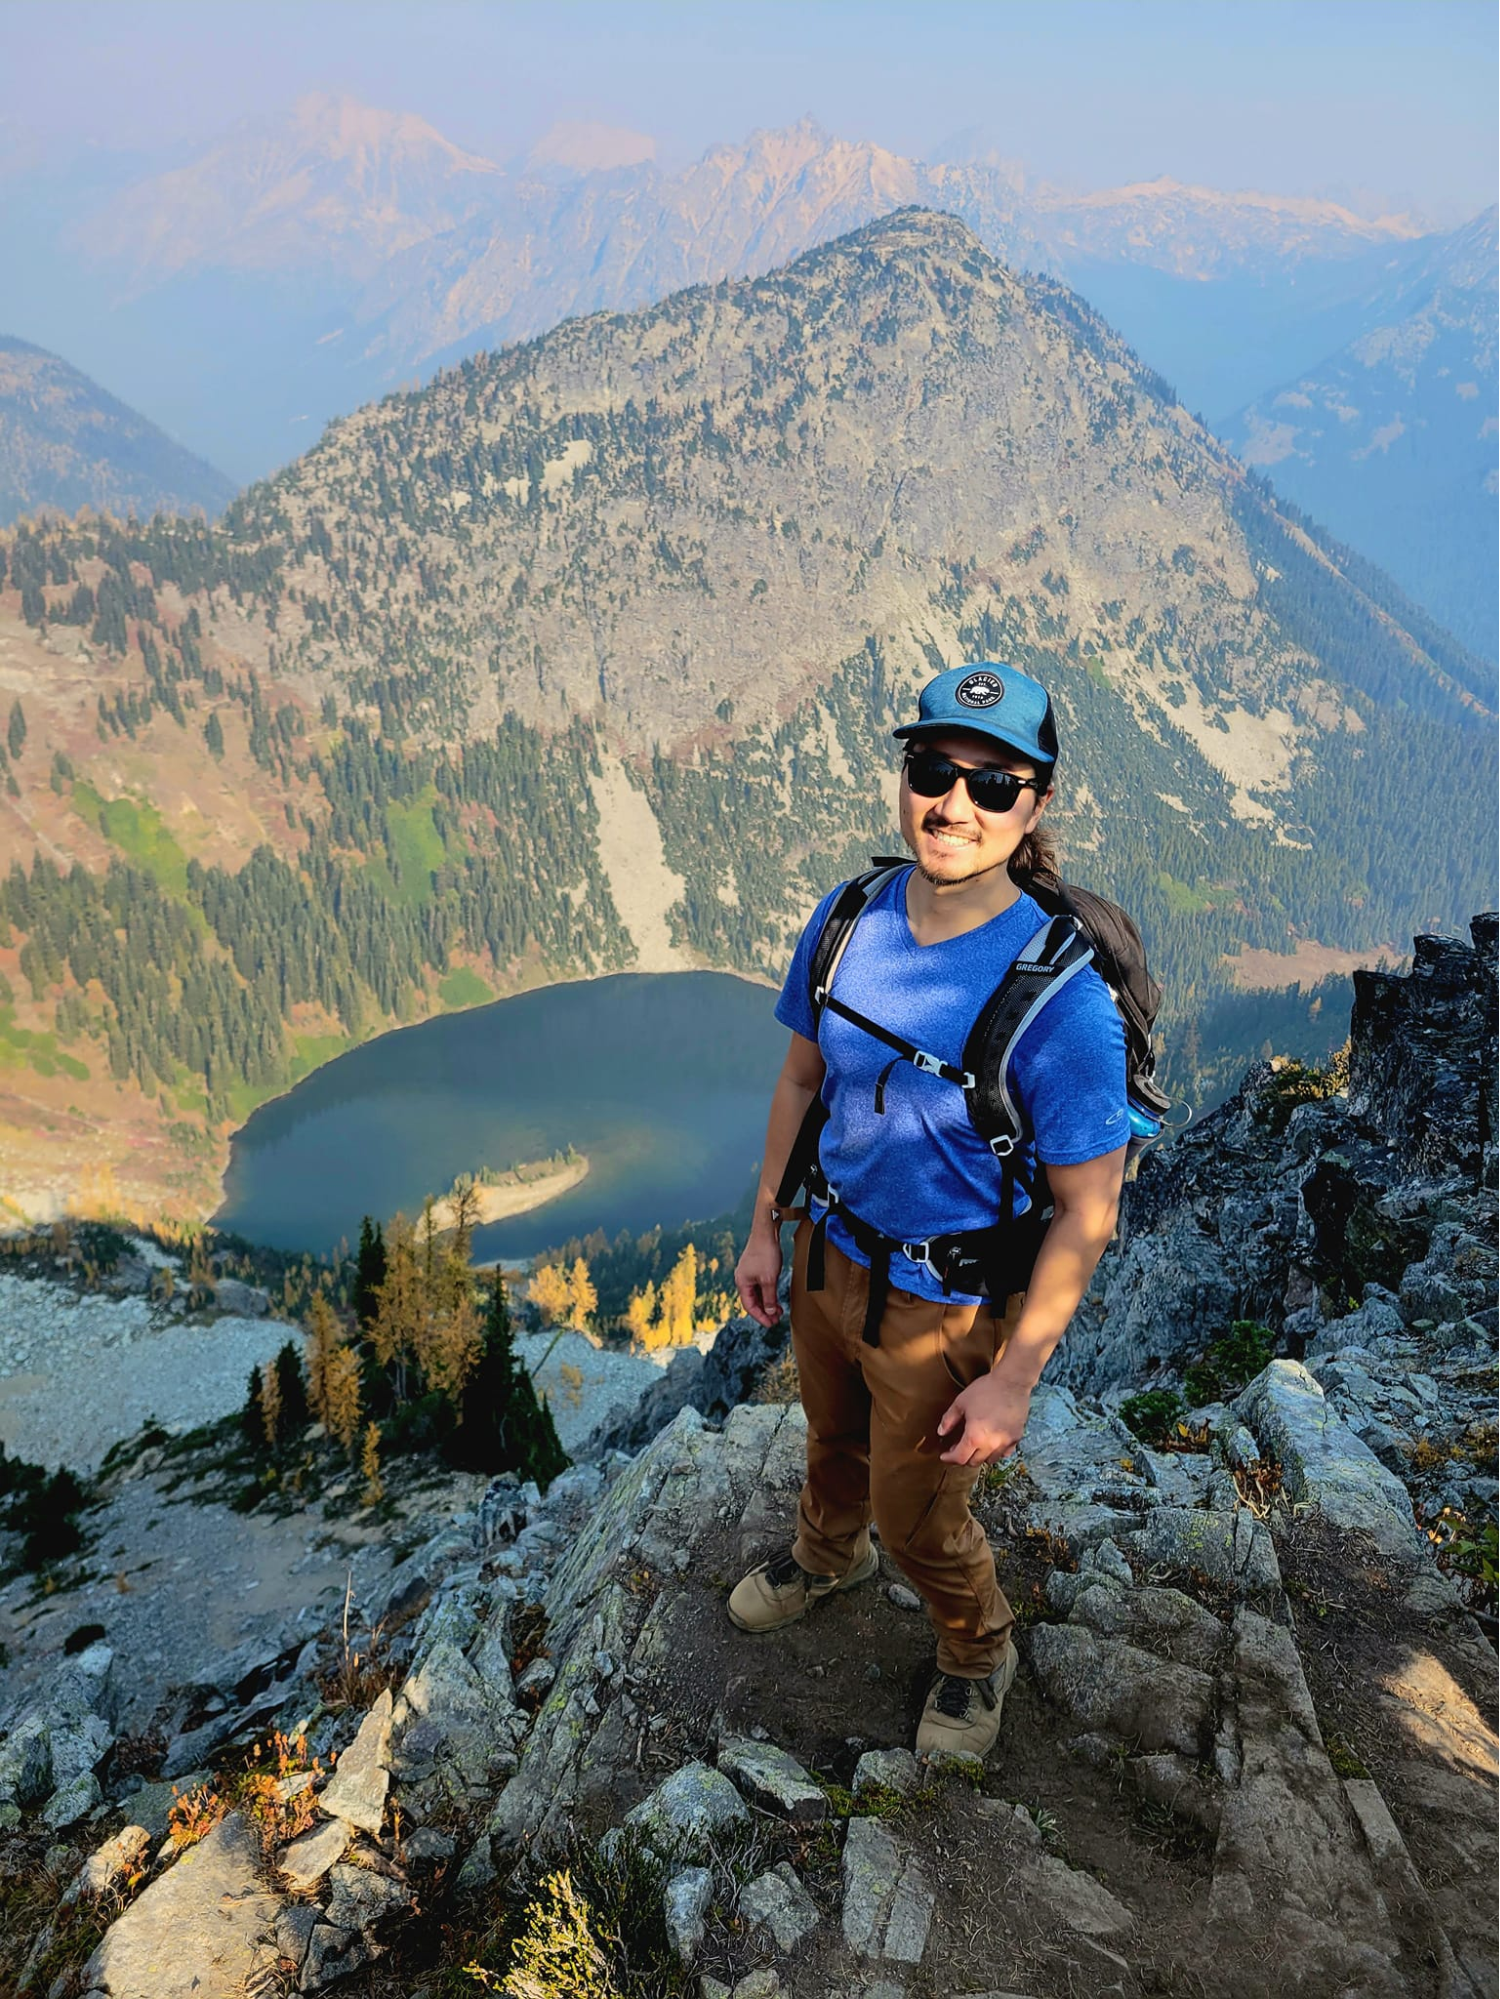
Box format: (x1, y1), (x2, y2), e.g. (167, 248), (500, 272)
(961, 916), (1096, 1154)
(806, 858), (907, 1017)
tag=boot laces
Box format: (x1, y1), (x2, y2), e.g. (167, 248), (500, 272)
(933, 1672), (976, 1720)
(763, 1550), (807, 1590)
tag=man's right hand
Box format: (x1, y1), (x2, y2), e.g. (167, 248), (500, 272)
(735, 1228), (784, 1327)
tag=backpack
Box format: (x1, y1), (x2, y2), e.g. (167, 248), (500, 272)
(776, 858), (1179, 1255)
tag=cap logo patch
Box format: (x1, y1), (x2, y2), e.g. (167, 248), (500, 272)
(954, 670), (1004, 709)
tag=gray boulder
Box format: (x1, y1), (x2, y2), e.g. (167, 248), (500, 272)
(739, 1863), (821, 1951)
(1026, 1625), (1214, 1757)
(664, 1865), (714, 1963)
(624, 1761), (750, 1862)
(319, 1688), (392, 1835)
(718, 1738), (827, 1821)
(1233, 1362), (1428, 1567)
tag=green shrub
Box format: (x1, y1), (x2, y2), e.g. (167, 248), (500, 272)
(1119, 1389), (1187, 1447)
(0, 1453), (89, 1571)
(1184, 1322), (1277, 1405)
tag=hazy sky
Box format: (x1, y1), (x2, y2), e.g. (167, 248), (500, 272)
(13, 0), (1498, 220)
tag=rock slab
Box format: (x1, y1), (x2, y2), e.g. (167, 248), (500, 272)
(319, 1687), (392, 1835)
(841, 1816), (935, 1965)
(83, 1813), (282, 1998)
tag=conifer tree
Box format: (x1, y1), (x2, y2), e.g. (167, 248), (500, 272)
(658, 1242), (699, 1345)
(448, 1267), (568, 1487)
(353, 1216), (387, 1328)
(274, 1340), (309, 1436)
(528, 1260), (572, 1328)
(566, 1256), (597, 1333)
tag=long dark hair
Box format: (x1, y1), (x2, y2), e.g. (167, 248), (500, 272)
(1010, 800), (1061, 888)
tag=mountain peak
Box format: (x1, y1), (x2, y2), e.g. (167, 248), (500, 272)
(286, 91), (501, 176)
(525, 120), (656, 176)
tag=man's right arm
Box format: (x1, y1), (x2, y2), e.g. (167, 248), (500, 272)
(734, 1031), (826, 1327)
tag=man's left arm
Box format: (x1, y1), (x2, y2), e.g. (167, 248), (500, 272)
(936, 1147), (1126, 1466)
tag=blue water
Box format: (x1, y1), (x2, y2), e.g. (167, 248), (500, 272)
(214, 972), (786, 1259)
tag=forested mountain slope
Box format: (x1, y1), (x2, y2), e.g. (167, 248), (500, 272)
(0, 336), (235, 527)
(0, 209), (1492, 1219)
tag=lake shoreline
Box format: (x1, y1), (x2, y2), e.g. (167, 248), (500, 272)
(429, 1155), (591, 1231)
(209, 962), (778, 1230)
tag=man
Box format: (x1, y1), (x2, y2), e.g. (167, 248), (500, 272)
(729, 661), (1128, 1761)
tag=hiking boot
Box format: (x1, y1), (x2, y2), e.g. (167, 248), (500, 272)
(727, 1544), (879, 1633)
(915, 1640), (1018, 1761)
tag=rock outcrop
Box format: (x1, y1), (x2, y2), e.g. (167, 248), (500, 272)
(4, 924), (1495, 1997)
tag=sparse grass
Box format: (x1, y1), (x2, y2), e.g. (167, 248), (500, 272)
(440, 967), (495, 1008)
(72, 781), (192, 899)
(1321, 1728), (1369, 1780)
(1231, 1456), (1285, 1518)
(750, 1348), (799, 1404)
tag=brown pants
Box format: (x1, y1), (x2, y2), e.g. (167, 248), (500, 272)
(788, 1220), (1022, 1677)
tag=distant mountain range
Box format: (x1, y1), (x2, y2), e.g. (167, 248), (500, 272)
(1224, 207), (1498, 661)
(0, 211), (1492, 1218)
(4, 96), (1429, 470)
(10, 94), (1489, 656)
(0, 336), (234, 527)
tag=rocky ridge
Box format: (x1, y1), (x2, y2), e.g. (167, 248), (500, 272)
(1, 916), (1493, 1995)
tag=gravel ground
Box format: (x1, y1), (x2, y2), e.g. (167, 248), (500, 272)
(515, 1329), (672, 1453)
(0, 1269), (294, 1472)
(0, 1267), (680, 1473)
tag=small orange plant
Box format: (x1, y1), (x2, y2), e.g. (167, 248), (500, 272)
(166, 1782), (227, 1849)
(236, 1731), (326, 1855)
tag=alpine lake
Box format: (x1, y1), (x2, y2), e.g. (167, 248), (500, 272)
(214, 972), (786, 1261)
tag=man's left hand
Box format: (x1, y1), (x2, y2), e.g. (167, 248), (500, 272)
(936, 1371), (1033, 1466)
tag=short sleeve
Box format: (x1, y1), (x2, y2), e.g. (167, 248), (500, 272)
(775, 884), (843, 1042)
(1014, 969), (1129, 1167)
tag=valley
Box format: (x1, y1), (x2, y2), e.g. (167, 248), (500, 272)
(0, 209), (1492, 1224)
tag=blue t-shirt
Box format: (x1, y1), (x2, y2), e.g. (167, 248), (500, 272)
(776, 867), (1127, 1303)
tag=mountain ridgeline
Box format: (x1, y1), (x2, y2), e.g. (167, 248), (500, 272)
(0, 209), (1493, 1214)
(0, 336), (235, 529)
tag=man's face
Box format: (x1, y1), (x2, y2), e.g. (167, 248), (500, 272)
(898, 729), (1052, 887)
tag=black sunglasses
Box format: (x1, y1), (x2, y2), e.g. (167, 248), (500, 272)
(902, 747), (1044, 814)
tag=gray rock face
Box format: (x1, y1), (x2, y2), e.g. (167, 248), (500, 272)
(739, 1862), (821, 1951)
(40, 1768), (103, 1829)
(1125, 1504), (1281, 1595)
(1012, 1848), (1135, 1936)
(319, 1688), (392, 1835)
(1233, 1362), (1427, 1566)
(324, 1859), (411, 1930)
(1207, 1611), (1408, 1997)
(718, 1738), (827, 1821)
(1026, 1625), (1214, 1758)
(83, 1813), (281, 1997)
(1066, 1581), (1227, 1671)
(301, 1921), (371, 1991)
(212, 1277), (270, 1316)
(841, 1817), (935, 1965)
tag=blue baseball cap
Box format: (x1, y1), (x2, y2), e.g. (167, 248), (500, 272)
(893, 662), (1059, 772)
